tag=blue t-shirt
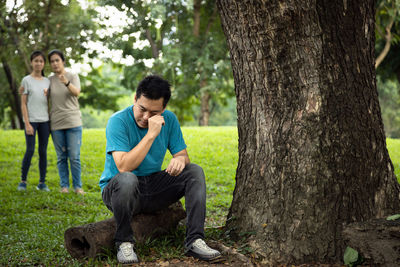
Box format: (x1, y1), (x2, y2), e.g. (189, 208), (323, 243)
(99, 105), (187, 191)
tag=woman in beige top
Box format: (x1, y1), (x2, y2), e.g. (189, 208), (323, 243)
(48, 49), (84, 194)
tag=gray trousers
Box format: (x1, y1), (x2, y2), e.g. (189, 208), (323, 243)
(102, 163), (206, 248)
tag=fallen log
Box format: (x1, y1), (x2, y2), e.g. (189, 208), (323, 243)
(64, 202), (186, 259)
(342, 217), (400, 266)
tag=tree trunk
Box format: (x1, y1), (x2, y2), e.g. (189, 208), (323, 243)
(64, 202), (186, 259)
(217, 0), (400, 265)
(2, 59), (23, 129)
(199, 91), (211, 126)
(193, 1), (213, 127)
(342, 218), (400, 266)
(193, 0), (202, 36)
(146, 29), (160, 59)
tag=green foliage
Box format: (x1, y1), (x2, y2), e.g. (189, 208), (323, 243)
(376, 0), (400, 81)
(81, 108), (114, 129)
(1, 0), (99, 72)
(386, 214), (400, 220)
(0, 127), (238, 265)
(343, 246), (364, 267)
(98, 0), (234, 124)
(377, 77), (400, 138)
(185, 96), (237, 126)
(79, 63), (129, 111)
(386, 138), (400, 182)
(375, 0), (400, 44)
(0, 0), (99, 128)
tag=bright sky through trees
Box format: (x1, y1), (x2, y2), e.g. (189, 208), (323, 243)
(5, 0), (155, 72)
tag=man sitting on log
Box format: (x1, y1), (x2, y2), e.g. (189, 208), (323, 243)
(99, 75), (221, 264)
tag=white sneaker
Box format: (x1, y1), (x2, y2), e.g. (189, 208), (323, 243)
(117, 242), (139, 264)
(185, 239), (221, 261)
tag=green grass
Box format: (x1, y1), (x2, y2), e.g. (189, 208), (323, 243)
(387, 138), (400, 181)
(0, 127), (238, 266)
(0, 128), (399, 266)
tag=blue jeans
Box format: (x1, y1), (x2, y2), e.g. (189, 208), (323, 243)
(21, 121), (50, 183)
(102, 163), (206, 248)
(51, 126), (82, 189)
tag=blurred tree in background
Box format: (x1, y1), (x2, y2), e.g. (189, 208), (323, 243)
(1, 0), (400, 131)
(98, 0), (234, 125)
(0, 0), (96, 128)
(0, 0), (127, 129)
(375, 0), (400, 137)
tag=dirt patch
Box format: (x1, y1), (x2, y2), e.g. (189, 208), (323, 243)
(119, 241), (351, 266)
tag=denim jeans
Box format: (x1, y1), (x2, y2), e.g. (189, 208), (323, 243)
(51, 126), (82, 189)
(21, 121), (50, 183)
(102, 163), (206, 248)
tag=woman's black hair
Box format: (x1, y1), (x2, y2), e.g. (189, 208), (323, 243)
(48, 49), (65, 62)
(30, 50), (46, 77)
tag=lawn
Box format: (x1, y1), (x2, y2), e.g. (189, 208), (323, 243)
(386, 138), (400, 180)
(0, 127), (238, 266)
(0, 128), (398, 266)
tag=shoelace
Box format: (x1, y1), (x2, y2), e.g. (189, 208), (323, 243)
(120, 243), (133, 257)
(193, 239), (216, 253)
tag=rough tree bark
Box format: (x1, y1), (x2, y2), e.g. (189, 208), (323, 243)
(64, 202), (186, 259)
(217, 0), (400, 265)
(0, 13), (30, 129)
(2, 59), (23, 129)
(199, 89), (211, 126)
(342, 218), (400, 266)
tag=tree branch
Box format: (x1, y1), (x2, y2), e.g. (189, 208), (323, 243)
(375, 17), (395, 69)
(193, 0), (201, 37)
(146, 29), (159, 58)
(2, 13), (30, 73)
(204, 5), (217, 37)
(43, 0), (53, 51)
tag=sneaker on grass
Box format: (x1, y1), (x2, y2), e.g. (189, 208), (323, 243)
(185, 238), (221, 261)
(60, 187), (69, 193)
(74, 188), (85, 195)
(117, 242), (138, 264)
(36, 183), (50, 192)
(17, 182), (27, 191)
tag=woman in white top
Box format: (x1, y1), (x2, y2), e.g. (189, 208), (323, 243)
(17, 51), (51, 192)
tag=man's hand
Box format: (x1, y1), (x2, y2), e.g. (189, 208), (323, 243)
(147, 115), (165, 139)
(166, 156), (186, 176)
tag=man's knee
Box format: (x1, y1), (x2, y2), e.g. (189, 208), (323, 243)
(116, 172), (139, 190)
(184, 163), (206, 188)
(185, 163), (205, 179)
(104, 172), (139, 206)
(103, 172), (140, 214)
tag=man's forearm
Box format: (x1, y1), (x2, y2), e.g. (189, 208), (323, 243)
(174, 154), (190, 166)
(114, 134), (156, 172)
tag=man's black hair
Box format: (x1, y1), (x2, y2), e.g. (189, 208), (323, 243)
(48, 49), (65, 62)
(136, 75), (171, 107)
